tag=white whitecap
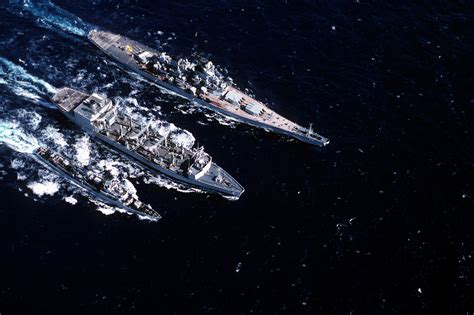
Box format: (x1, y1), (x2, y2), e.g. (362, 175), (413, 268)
(74, 135), (91, 166)
(64, 195), (77, 205)
(42, 125), (68, 147)
(27, 180), (60, 197)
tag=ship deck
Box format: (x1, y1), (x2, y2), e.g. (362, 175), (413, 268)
(202, 87), (301, 133)
(100, 113), (190, 172)
(52, 88), (89, 112)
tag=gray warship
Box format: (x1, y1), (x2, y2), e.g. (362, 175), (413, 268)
(34, 146), (161, 220)
(51, 87), (244, 198)
(88, 29), (329, 146)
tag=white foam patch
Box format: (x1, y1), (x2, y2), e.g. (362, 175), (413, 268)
(96, 205), (116, 216)
(11, 86), (42, 101)
(92, 199), (127, 216)
(222, 195), (240, 201)
(124, 97), (139, 107)
(115, 95), (151, 113)
(143, 175), (204, 194)
(64, 195), (77, 205)
(137, 214), (159, 222)
(16, 109), (42, 130)
(27, 180), (60, 197)
(42, 126), (68, 147)
(74, 135), (91, 166)
(0, 120), (39, 154)
(11, 158), (25, 170)
(204, 112), (239, 128)
(176, 103), (204, 115)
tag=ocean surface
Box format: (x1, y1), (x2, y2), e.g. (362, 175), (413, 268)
(0, 0), (473, 313)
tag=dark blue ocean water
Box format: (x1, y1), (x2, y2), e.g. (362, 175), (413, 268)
(0, 0), (473, 313)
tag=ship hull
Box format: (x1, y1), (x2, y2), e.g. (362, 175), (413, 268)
(33, 153), (159, 220)
(57, 108), (242, 198)
(89, 33), (328, 147)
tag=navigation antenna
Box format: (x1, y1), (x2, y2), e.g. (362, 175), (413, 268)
(198, 146), (204, 159)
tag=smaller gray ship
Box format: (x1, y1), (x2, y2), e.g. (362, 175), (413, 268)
(34, 146), (161, 220)
(51, 87), (244, 198)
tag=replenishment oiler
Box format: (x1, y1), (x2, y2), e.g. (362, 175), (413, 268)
(34, 146), (161, 220)
(88, 30), (329, 146)
(51, 87), (244, 198)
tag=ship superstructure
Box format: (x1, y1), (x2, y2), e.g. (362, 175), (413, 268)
(51, 87), (244, 198)
(88, 29), (329, 146)
(34, 146), (161, 220)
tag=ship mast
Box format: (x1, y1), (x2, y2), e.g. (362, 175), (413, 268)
(307, 123), (313, 135)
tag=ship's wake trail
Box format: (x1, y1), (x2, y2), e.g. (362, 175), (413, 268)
(22, 0), (91, 37)
(0, 120), (39, 154)
(0, 57), (57, 106)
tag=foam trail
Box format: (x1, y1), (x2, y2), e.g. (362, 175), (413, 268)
(0, 57), (57, 94)
(0, 57), (57, 104)
(0, 120), (40, 154)
(22, 0), (91, 37)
